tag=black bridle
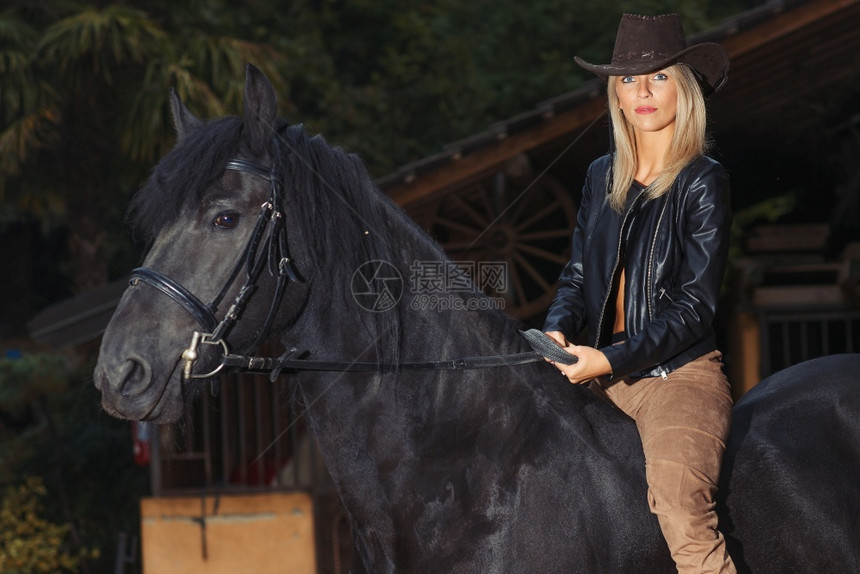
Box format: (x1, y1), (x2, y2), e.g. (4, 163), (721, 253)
(129, 152), (573, 382)
(130, 156), (299, 379)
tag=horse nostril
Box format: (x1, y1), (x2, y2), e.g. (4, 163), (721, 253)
(118, 355), (153, 398)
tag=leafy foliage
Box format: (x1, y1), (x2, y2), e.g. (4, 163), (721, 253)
(0, 354), (69, 480)
(0, 477), (86, 574)
(0, 354), (149, 573)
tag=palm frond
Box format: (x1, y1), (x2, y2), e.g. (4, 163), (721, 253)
(36, 5), (166, 83)
(120, 31), (290, 163)
(0, 104), (61, 182)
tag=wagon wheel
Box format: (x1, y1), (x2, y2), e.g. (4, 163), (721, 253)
(421, 171), (577, 320)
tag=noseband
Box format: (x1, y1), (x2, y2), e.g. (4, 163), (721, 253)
(129, 156), (299, 379)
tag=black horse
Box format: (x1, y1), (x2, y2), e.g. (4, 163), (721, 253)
(94, 65), (860, 573)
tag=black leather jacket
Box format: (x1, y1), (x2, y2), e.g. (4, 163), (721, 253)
(543, 154), (731, 380)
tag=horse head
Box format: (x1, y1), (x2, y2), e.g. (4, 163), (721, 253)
(94, 65), (321, 422)
(95, 62), (441, 423)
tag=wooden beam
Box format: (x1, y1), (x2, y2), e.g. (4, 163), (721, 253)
(387, 96), (606, 207)
(721, 0), (859, 57)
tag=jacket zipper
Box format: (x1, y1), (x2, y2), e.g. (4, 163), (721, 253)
(594, 189), (645, 347)
(645, 197), (671, 322)
(647, 196), (671, 379)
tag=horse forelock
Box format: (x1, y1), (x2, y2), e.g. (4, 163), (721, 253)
(127, 116), (245, 244)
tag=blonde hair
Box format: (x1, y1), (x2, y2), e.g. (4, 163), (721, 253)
(606, 64), (709, 212)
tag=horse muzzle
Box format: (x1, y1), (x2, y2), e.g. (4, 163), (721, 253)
(93, 351), (184, 422)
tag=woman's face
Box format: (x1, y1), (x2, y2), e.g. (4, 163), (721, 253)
(614, 69), (678, 136)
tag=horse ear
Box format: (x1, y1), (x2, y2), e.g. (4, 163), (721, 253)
(169, 88), (203, 143)
(243, 64), (278, 153)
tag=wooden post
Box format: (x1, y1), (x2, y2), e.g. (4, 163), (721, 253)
(729, 311), (761, 400)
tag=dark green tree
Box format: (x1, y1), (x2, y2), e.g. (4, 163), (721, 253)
(0, 1), (289, 294)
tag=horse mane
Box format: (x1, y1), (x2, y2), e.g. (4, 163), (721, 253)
(272, 123), (459, 365)
(272, 124), (526, 365)
(272, 124), (420, 279)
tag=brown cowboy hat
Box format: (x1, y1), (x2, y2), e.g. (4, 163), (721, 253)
(574, 13), (729, 94)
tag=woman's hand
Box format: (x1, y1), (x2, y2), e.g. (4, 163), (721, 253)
(543, 332), (612, 384)
(544, 331), (568, 348)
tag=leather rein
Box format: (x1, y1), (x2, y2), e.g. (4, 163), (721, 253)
(129, 152), (561, 382)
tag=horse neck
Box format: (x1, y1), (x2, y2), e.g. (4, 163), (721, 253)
(276, 182), (549, 501)
(287, 231), (528, 423)
(289, 251), (537, 459)
(401, 292), (525, 362)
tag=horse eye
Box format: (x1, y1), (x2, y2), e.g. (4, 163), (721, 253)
(213, 212), (241, 229)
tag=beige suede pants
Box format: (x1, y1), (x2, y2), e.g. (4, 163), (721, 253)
(591, 351), (737, 574)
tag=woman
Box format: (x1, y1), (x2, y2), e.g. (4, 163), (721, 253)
(543, 14), (736, 574)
